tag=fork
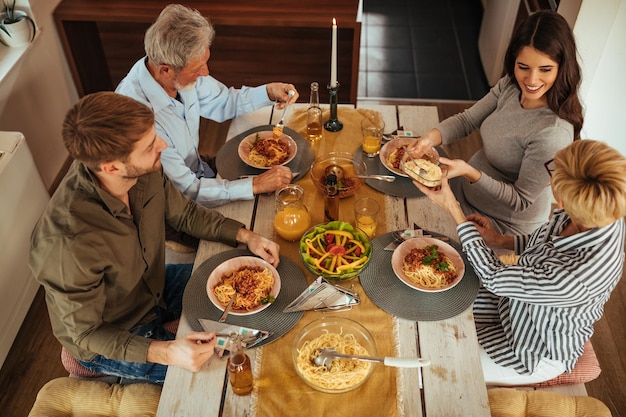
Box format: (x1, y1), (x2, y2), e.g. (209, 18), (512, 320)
(276, 90), (296, 128)
(401, 145), (427, 177)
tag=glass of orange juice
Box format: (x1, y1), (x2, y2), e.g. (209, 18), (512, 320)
(360, 118), (385, 157)
(354, 197), (380, 237)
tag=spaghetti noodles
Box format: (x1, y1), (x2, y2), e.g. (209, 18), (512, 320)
(402, 245), (457, 289)
(403, 158), (442, 187)
(296, 330), (371, 390)
(213, 266), (275, 311)
(248, 133), (290, 167)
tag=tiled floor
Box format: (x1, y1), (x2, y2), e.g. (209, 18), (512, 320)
(359, 0), (490, 101)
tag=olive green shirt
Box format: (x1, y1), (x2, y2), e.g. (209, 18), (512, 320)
(29, 161), (244, 363)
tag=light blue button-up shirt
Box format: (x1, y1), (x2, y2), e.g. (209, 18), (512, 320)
(116, 57), (273, 207)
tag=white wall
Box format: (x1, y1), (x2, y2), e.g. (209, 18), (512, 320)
(0, 0), (77, 190)
(574, 0), (626, 156)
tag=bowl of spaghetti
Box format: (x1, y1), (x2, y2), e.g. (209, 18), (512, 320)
(292, 316), (377, 393)
(299, 221), (372, 281)
(237, 129), (297, 169)
(310, 152), (367, 198)
(391, 237), (465, 292)
(206, 256), (281, 315)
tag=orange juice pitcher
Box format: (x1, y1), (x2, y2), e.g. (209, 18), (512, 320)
(273, 184), (311, 241)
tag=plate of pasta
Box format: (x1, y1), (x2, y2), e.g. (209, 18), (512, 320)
(391, 237), (465, 292)
(206, 256), (281, 316)
(379, 138), (419, 177)
(237, 128), (298, 169)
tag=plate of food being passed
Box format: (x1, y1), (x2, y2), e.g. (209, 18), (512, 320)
(391, 237), (465, 293)
(206, 256), (281, 316)
(237, 126), (298, 169)
(379, 137), (420, 177)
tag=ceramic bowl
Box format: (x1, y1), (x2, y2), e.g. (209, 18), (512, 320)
(391, 237), (465, 292)
(206, 256), (281, 315)
(237, 130), (297, 169)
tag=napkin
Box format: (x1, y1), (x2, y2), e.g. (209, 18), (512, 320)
(283, 277), (360, 312)
(198, 319), (271, 356)
(384, 227), (450, 251)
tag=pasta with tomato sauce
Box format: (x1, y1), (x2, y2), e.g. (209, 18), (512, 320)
(213, 266), (275, 311)
(248, 132), (290, 167)
(402, 245), (457, 289)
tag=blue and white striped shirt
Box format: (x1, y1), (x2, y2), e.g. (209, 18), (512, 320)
(458, 209), (625, 374)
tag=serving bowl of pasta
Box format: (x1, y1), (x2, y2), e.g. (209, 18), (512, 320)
(310, 152), (367, 198)
(292, 316), (377, 393)
(401, 147), (447, 188)
(391, 237), (465, 292)
(206, 256), (281, 315)
(237, 129), (297, 169)
(299, 221), (372, 281)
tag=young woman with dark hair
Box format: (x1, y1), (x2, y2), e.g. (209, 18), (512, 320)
(407, 11), (584, 236)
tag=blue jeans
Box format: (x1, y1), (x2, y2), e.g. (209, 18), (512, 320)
(79, 264), (193, 384)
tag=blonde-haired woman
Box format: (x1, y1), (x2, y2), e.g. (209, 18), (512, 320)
(414, 139), (626, 385)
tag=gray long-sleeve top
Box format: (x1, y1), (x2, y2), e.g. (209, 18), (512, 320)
(437, 77), (573, 235)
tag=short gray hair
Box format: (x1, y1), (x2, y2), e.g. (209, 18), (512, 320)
(144, 4), (215, 71)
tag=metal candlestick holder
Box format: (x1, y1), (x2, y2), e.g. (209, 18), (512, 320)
(324, 82), (343, 132)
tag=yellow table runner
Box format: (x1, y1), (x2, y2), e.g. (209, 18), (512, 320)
(253, 108), (399, 417)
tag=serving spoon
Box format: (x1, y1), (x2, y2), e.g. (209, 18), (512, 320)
(313, 348), (430, 369)
(324, 164), (395, 182)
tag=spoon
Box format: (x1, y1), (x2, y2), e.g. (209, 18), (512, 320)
(218, 295), (236, 323)
(324, 164), (395, 182)
(349, 174), (395, 182)
(277, 90), (296, 128)
(313, 348), (430, 369)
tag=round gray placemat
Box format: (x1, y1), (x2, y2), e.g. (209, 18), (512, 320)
(216, 125), (314, 182)
(353, 148), (424, 198)
(183, 249), (308, 347)
(359, 233), (480, 321)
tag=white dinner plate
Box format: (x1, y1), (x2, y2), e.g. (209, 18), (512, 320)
(206, 256), (281, 316)
(237, 130), (297, 169)
(379, 138), (420, 177)
(391, 237), (465, 292)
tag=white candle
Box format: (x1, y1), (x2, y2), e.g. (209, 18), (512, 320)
(331, 18), (337, 88)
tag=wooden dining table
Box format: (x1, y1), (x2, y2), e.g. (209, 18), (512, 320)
(156, 103), (491, 417)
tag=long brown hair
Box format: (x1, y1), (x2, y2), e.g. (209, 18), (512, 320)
(504, 11), (583, 140)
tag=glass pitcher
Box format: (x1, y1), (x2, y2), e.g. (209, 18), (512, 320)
(273, 184), (311, 241)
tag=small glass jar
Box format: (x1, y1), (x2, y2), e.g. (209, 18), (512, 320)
(273, 184), (311, 241)
(226, 335), (253, 396)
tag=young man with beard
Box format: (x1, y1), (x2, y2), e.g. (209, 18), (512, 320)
(29, 92), (280, 383)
